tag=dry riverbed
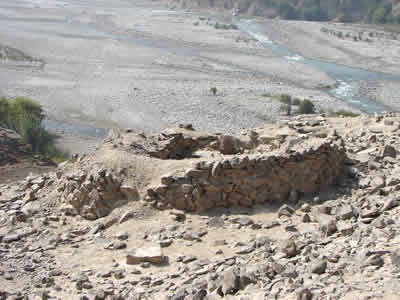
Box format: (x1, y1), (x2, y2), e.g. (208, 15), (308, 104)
(255, 19), (400, 111)
(1, 0), (397, 155)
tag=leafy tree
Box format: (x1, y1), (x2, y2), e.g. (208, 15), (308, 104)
(7, 97), (47, 153)
(292, 98), (301, 106)
(372, 2), (392, 23)
(302, 3), (328, 21)
(298, 99), (315, 114)
(280, 94), (292, 105)
(279, 1), (297, 19)
(1, 97), (64, 161)
(8, 97), (44, 131)
(279, 94), (292, 115)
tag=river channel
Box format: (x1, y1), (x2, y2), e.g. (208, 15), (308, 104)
(235, 19), (398, 114)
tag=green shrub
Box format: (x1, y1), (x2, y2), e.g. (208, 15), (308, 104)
(279, 94), (292, 105)
(302, 5), (328, 21)
(0, 97), (10, 127)
(372, 3), (392, 24)
(8, 97), (44, 126)
(334, 110), (360, 117)
(298, 99), (315, 114)
(279, 94), (292, 116)
(292, 98), (301, 106)
(7, 97), (46, 153)
(210, 87), (217, 96)
(1, 96), (66, 163)
(280, 103), (292, 116)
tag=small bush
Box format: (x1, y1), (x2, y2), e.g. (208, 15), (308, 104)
(278, 94), (292, 116)
(214, 22), (237, 30)
(0, 97), (10, 127)
(298, 99), (315, 114)
(0, 96), (66, 163)
(280, 103), (292, 116)
(334, 110), (360, 117)
(279, 94), (292, 105)
(210, 87), (217, 96)
(292, 98), (301, 106)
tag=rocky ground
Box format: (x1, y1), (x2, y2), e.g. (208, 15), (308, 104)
(0, 128), (55, 184)
(1, 113), (400, 299)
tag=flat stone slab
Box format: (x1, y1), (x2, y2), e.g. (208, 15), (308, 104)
(126, 245), (164, 265)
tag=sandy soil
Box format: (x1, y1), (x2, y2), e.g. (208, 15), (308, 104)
(0, 0), (354, 148)
(0, 161), (54, 184)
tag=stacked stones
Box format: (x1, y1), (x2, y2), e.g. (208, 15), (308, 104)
(58, 169), (137, 220)
(147, 136), (346, 211)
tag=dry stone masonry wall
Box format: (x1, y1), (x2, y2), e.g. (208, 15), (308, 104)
(58, 169), (138, 220)
(148, 136), (346, 211)
(0, 128), (22, 166)
(57, 120), (347, 219)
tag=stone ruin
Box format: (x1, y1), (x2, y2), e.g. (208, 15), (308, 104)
(147, 137), (345, 211)
(0, 127), (22, 166)
(56, 118), (346, 219)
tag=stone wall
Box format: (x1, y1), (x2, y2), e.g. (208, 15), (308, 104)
(56, 121), (347, 219)
(147, 136), (346, 211)
(58, 169), (138, 220)
(0, 128), (21, 166)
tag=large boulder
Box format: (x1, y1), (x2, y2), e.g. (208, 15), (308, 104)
(126, 245), (165, 265)
(0, 128), (22, 166)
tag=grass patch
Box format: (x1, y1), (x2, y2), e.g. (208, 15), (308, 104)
(0, 96), (67, 164)
(333, 110), (360, 118)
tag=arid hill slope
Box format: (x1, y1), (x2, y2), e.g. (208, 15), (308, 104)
(1, 113), (400, 299)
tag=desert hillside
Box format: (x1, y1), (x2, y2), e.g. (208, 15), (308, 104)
(1, 113), (400, 299)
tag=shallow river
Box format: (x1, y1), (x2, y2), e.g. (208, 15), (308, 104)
(235, 19), (398, 114)
(2, 0), (398, 139)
